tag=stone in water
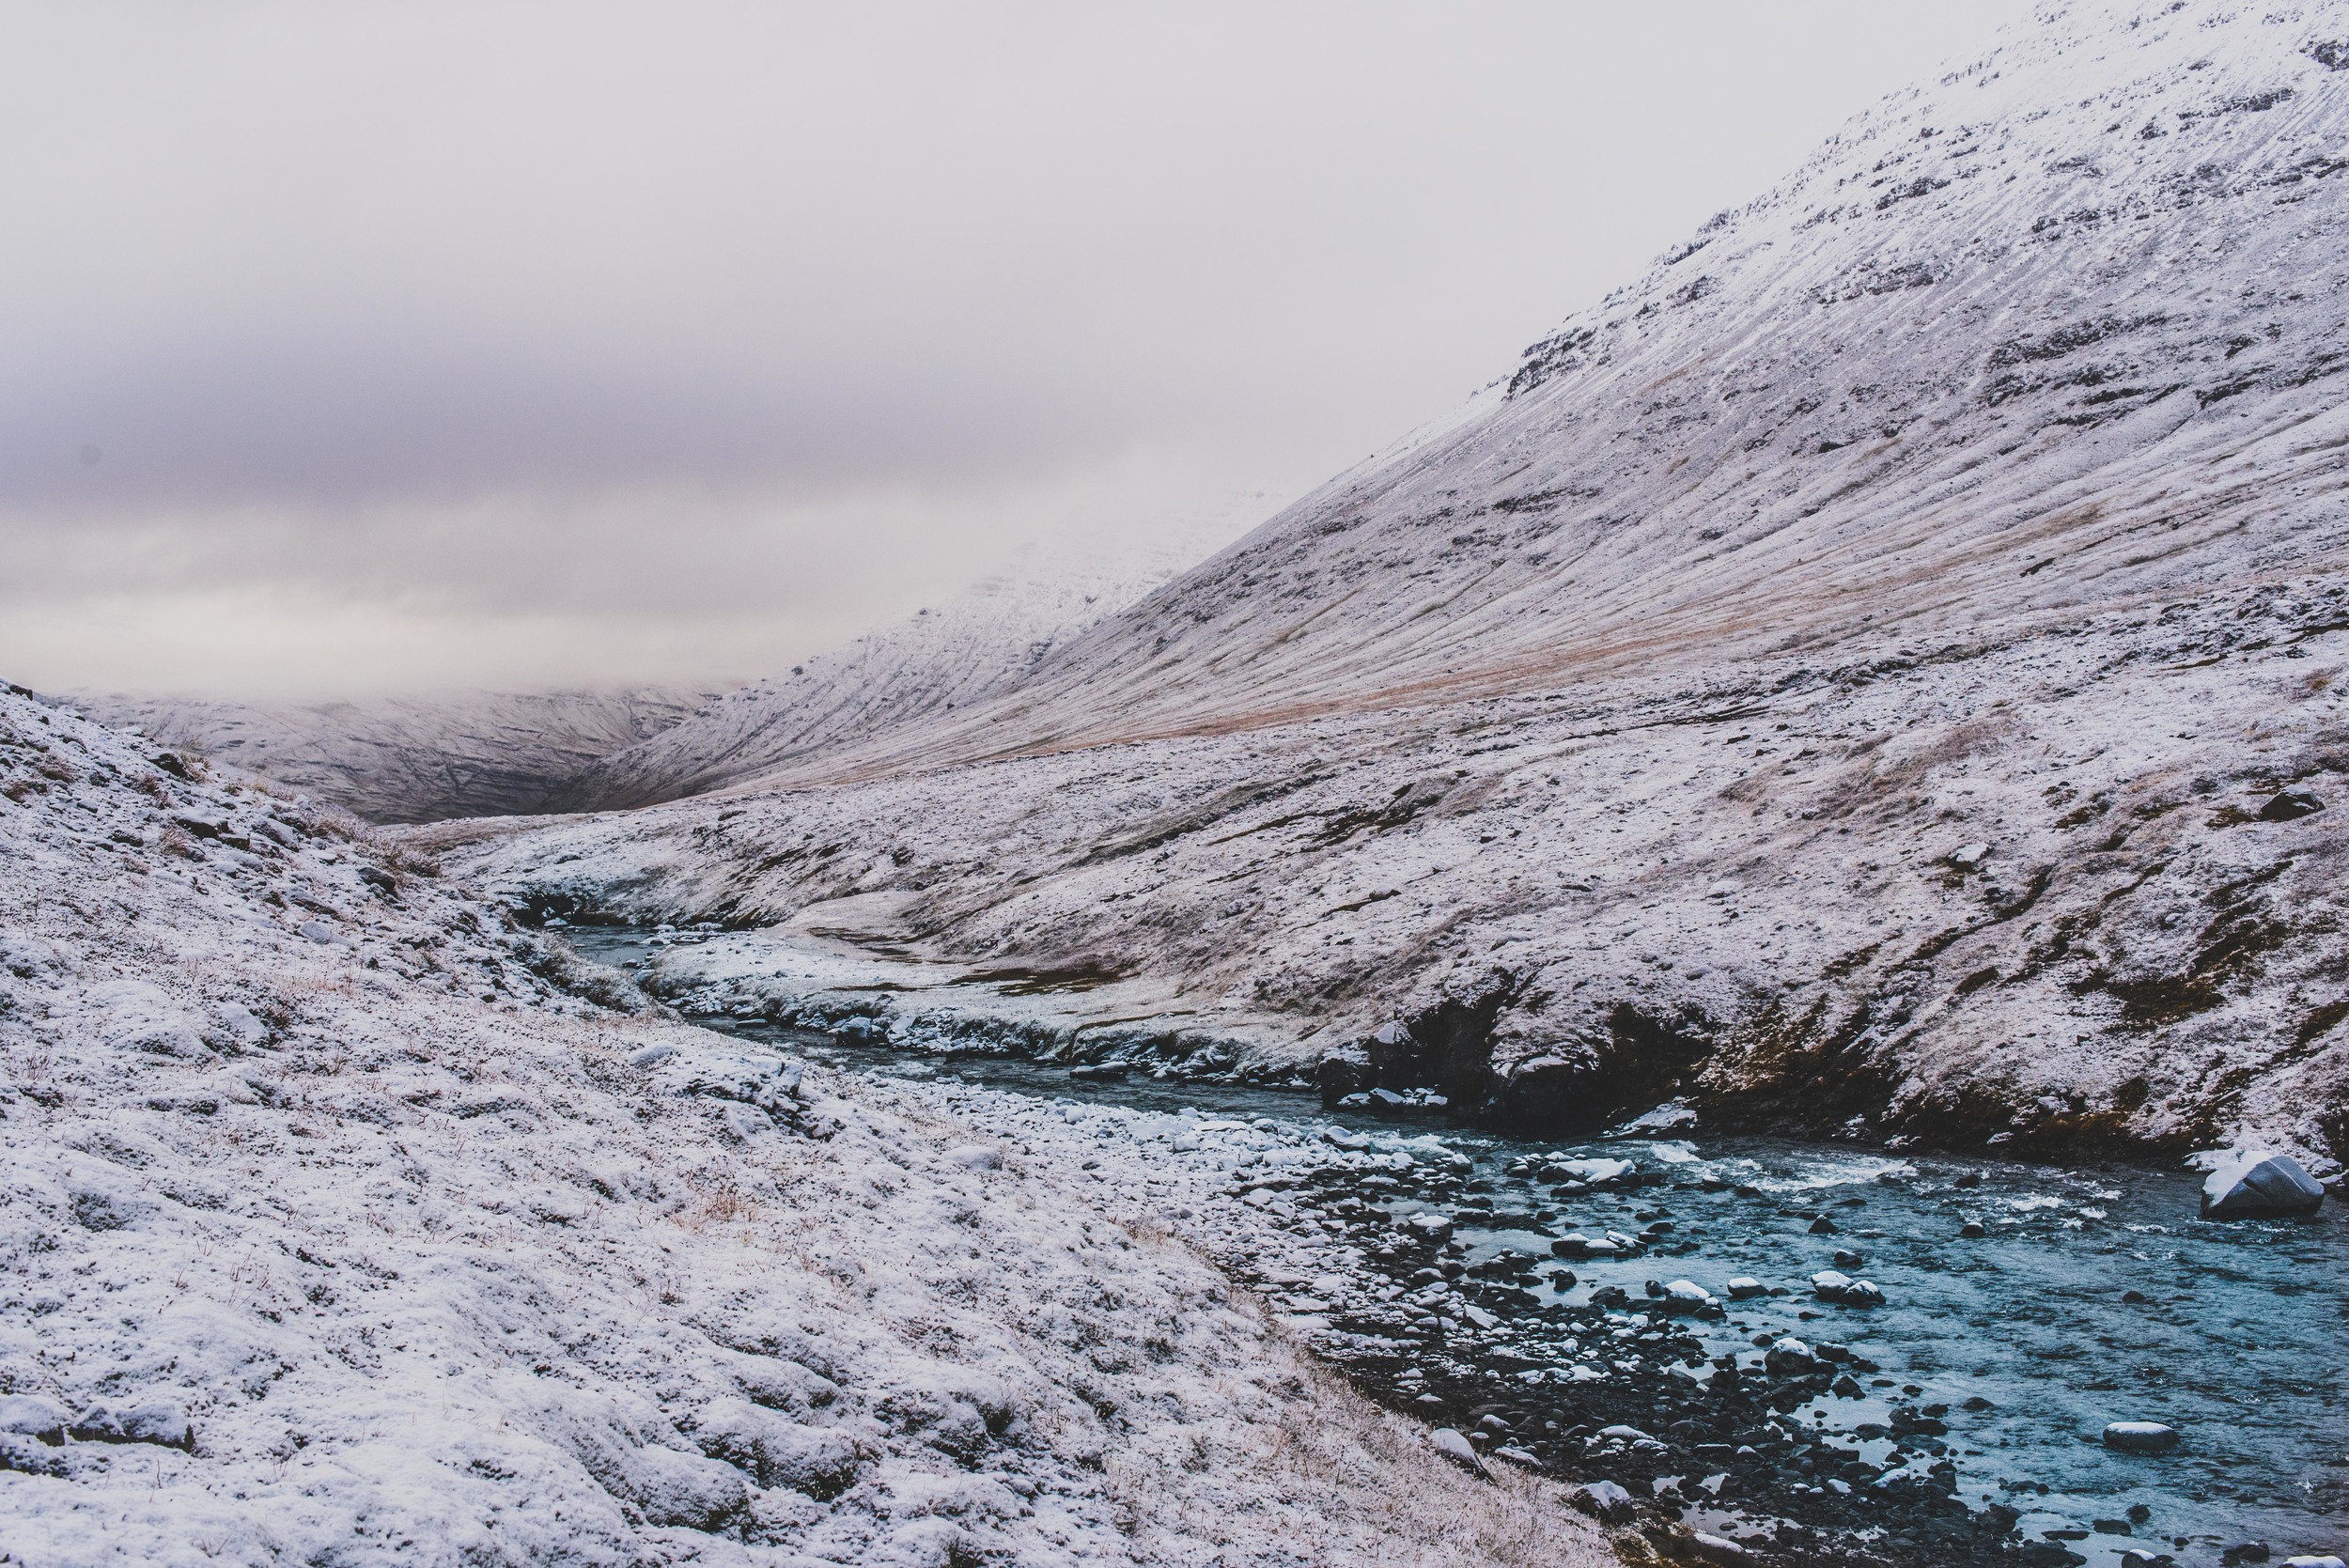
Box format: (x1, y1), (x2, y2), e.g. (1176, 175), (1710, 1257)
(2201, 1152), (2326, 1219)
(2102, 1421), (2180, 1453)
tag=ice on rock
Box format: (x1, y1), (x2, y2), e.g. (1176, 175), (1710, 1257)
(2103, 1421), (2183, 1453)
(947, 1144), (1003, 1171)
(0, 1396), (70, 1444)
(629, 1043), (679, 1067)
(69, 1398), (193, 1450)
(1660, 1279), (1719, 1313)
(1549, 1157), (1635, 1188)
(1725, 1277), (1766, 1299)
(2200, 1151), (2327, 1219)
(1810, 1270), (1855, 1299)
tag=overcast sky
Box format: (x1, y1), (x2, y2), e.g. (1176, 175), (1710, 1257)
(1, 2), (2036, 701)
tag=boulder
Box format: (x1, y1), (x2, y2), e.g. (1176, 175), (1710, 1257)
(1725, 1277), (1766, 1299)
(1841, 1279), (1886, 1308)
(1551, 1157), (1636, 1189)
(1429, 1427), (1487, 1476)
(1764, 1339), (1816, 1375)
(1660, 1279), (1716, 1312)
(2200, 1153), (2326, 1219)
(1810, 1270), (1855, 1301)
(1572, 1479), (1636, 1521)
(2102, 1421), (2181, 1453)
(2257, 790), (2323, 822)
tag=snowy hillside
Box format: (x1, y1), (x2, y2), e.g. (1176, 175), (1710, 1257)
(84, 688), (710, 824)
(458, 0), (2349, 1171)
(0, 686), (1604, 1565)
(702, 0), (2349, 782)
(556, 521), (1261, 810)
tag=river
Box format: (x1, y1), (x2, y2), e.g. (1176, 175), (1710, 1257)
(567, 924), (2346, 1568)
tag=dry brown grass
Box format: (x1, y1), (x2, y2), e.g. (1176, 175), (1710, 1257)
(1105, 1320), (1615, 1568)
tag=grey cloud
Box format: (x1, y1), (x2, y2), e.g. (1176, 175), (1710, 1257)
(0, 1), (2036, 696)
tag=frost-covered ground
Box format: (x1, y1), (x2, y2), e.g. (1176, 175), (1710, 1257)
(444, 0), (2349, 1171)
(0, 687), (1608, 1567)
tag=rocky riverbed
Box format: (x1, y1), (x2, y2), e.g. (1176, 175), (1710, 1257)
(569, 922), (2349, 1568)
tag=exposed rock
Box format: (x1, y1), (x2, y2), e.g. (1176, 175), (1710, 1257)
(2103, 1421), (2182, 1453)
(1429, 1426), (1487, 1477)
(2257, 791), (2325, 823)
(2201, 1152), (2327, 1219)
(1572, 1479), (1636, 1522)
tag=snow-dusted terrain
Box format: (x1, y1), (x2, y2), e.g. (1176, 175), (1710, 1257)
(552, 522), (1265, 812)
(0, 686), (1607, 1566)
(453, 0), (2349, 1171)
(86, 688), (712, 824)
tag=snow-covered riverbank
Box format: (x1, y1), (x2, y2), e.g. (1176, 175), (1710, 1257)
(0, 688), (1605, 1567)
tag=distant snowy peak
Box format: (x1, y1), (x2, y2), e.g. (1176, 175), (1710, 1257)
(1512, 0), (2347, 401)
(781, 0), (2349, 774)
(561, 514), (1261, 807)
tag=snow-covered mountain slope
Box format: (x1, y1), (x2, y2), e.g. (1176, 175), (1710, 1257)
(455, 0), (2349, 1170)
(460, 577), (2349, 1166)
(726, 0), (2349, 784)
(83, 687), (711, 823)
(557, 522), (1259, 811)
(0, 687), (1604, 1566)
